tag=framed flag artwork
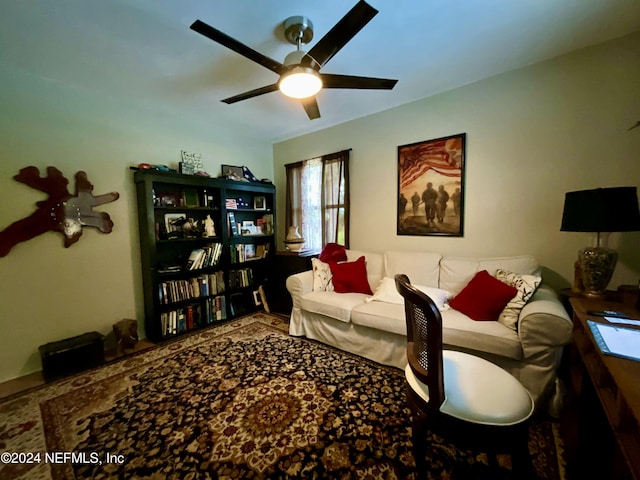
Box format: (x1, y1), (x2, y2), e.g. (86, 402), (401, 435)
(397, 133), (466, 236)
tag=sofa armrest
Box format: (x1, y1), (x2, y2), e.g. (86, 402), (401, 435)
(518, 285), (573, 347)
(286, 270), (314, 308)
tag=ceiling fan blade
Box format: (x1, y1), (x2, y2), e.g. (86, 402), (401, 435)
(305, 1), (378, 68)
(321, 73), (398, 90)
(222, 83), (279, 104)
(190, 20), (284, 75)
(300, 97), (321, 120)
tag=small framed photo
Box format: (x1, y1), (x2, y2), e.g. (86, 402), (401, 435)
(221, 165), (244, 180)
(253, 196), (266, 210)
(164, 213), (186, 239)
(182, 188), (200, 207)
(159, 192), (180, 207)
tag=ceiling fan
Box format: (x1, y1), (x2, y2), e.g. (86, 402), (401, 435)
(190, 0), (398, 120)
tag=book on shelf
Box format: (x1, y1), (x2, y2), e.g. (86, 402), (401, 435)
(205, 295), (227, 323)
(158, 271), (226, 304)
(228, 212), (239, 236)
(185, 243), (222, 270)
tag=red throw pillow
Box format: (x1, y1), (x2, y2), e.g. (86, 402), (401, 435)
(449, 270), (518, 321)
(329, 256), (373, 295)
(319, 243), (348, 263)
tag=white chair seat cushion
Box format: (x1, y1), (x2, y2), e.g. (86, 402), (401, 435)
(404, 350), (534, 426)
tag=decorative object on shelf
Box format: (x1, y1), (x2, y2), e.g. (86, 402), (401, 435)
(182, 188), (200, 207)
(242, 166), (260, 182)
(397, 133), (466, 237)
(179, 150), (203, 175)
(204, 215), (216, 237)
(221, 165), (247, 181)
(254, 196), (267, 210)
(285, 225), (305, 251)
(164, 213), (187, 239)
(0, 166), (119, 256)
(561, 186), (640, 297)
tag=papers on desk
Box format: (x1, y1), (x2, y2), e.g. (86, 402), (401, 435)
(588, 320), (640, 362)
(605, 316), (640, 327)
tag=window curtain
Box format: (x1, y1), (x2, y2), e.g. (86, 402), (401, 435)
(285, 150), (350, 252)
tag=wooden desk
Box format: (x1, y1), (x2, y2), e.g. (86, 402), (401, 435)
(569, 296), (640, 480)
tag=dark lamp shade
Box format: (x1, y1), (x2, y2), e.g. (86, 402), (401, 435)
(560, 186), (640, 232)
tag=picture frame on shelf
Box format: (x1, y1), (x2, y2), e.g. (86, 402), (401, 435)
(221, 165), (245, 181)
(182, 188), (200, 207)
(253, 196), (267, 210)
(179, 151), (203, 175)
(159, 192), (180, 207)
(164, 213), (187, 239)
(397, 133), (466, 237)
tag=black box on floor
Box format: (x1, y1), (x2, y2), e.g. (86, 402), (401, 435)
(39, 332), (105, 381)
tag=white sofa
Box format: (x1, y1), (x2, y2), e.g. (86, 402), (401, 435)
(286, 249), (572, 410)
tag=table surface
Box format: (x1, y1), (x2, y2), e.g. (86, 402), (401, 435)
(569, 295), (640, 479)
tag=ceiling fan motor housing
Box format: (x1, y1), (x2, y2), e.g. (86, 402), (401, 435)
(283, 16), (314, 45)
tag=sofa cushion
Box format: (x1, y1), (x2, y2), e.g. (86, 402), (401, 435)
(300, 291), (367, 323)
(495, 269), (542, 331)
(439, 255), (540, 295)
(329, 256), (373, 295)
(346, 250), (384, 291)
(384, 251), (442, 288)
(352, 301), (406, 336)
(366, 276), (452, 311)
(441, 309), (523, 360)
(311, 258), (334, 292)
(351, 301), (523, 360)
(449, 270), (518, 321)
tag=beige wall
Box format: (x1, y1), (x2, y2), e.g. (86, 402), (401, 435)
(0, 65), (273, 382)
(274, 32), (640, 291)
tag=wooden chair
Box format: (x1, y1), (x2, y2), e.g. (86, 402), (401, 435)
(394, 274), (535, 478)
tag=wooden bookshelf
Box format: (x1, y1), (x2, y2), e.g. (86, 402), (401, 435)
(133, 170), (275, 341)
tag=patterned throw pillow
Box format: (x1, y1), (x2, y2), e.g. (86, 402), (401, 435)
(312, 258), (334, 292)
(495, 269), (542, 331)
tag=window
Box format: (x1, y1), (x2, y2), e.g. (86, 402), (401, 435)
(285, 150), (350, 252)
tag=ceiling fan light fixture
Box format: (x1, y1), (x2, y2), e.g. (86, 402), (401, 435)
(278, 66), (322, 99)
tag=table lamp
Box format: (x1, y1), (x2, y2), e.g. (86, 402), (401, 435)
(561, 186), (640, 297)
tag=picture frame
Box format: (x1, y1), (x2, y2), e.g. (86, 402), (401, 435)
(159, 192), (180, 207)
(397, 133), (466, 237)
(221, 165), (244, 180)
(164, 213), (187, 239)
(182, 188), (200, 207)
(179, 151), (203, 175)
(253, 196), (266, 210)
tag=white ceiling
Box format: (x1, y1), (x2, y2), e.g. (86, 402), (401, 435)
(2, 0), (640, 144)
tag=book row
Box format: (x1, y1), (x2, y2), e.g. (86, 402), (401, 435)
(160, 296), (227, 337)
(158, 271), (225, 304)
(230, 242), (270, 263)
(186, 242), (223, 270)
(228, 268), (255, 289)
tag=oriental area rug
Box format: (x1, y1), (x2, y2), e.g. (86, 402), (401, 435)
(1, 313), (565, 479)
